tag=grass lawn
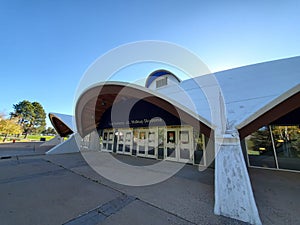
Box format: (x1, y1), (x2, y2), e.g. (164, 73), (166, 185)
(0, 134), (55, 143)
(26, 135), (55, 141)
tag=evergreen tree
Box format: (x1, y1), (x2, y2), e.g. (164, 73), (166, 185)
(10, 100), (46, 137)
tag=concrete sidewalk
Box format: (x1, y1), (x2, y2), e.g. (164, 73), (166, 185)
(0, 144), (299, 225)
(0, 142), (54, 158)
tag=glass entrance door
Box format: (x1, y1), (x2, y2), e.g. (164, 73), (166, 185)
(165, 128), (177, 161)
(102, 129), (114, 152)
(178, 127), (193, 163)
(165, 127), (193, 162)
(147, 128), (158, 158)
(116, 129), (133, 155)
(116, 130), (125, 154)
(137, 129), (147, 157)
(124, 130), (133, 155)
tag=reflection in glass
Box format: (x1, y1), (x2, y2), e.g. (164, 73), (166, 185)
(180, 148), (189, 159)
(158, 128), (164, 159)
(140, 132), (146, 140)
(167, 147), (176, 158)
(109, 132), (113, 141)
(246, 126), (276, 168)
(138, 131), (146, 154)
(125, 145), (130, 153)
(118, 133), (124, 142)
(125, 132), (131, 142)
(246, 125), (300, 171)
(148, 132), (155, 143)
(148, 146), (155, 155)
(179, 131), (189, 144)
(193, 131), (205, 165)
(271, 125), (300, 171)
(132, 129), (138, 155)
(118, 144), (123, 152)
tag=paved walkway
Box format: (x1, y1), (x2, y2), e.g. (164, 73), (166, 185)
(0, 142), (54, 158)
(0, 143), (299, 225)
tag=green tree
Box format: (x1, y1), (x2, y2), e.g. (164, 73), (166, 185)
(32, 102), (46, 134)
(249, 127), (272, 153)
(42, 127), (57, 136)
(11, 100), (35, 137)
(0, 116), (22, 141)
(10, 100), (46, 138)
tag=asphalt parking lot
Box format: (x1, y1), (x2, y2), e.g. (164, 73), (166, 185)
(0, 142), (299, 225)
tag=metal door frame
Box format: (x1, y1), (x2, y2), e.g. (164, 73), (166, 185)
(123, 129), (133, 155)
(102, 129), (114, 152)
(147, 127), (158, 159)
(137, 128), (148, 157)
(165, 127), (178, 161)
(178, 126), (193, 163)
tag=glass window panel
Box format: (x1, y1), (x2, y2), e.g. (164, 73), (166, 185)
(148, 146), (155, 155)
(246, 126), (276, 168)
(125, 145), (130, 153)
(148, 132), (155, 144)
(132, 129), (138, 155)
(139, 132), (146, 140)
(103, 132), (108, 141)
(193, 131), (205, 165)
(118, 144), (123, 152)
(125, 132), (131, 142)
(180, 148), (190, 159)
(109, 132), (113, 141)
(167, 147), (176, 157)
(179, 131), (189, 144)
(158, 128), (164, 159)
(167, 131), (175, 143)
(271, 125), (300, 171)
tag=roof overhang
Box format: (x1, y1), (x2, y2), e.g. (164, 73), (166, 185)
(75, 82), (212, 137)
(237, 84), (300, 139)
(49, 113), (74, 137)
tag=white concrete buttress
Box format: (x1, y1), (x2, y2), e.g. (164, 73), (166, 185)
(40, 135), (63, 147)
(46, 133), (80, 154)
(88, 130), (101, 150)
(214, 129), (262, 225)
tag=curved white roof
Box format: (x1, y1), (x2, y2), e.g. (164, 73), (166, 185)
(49, 112), (76, 133)
(62, 56), (300, 137)
(155, 56), (300, 128)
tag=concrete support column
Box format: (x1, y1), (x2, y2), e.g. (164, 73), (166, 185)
(88, 130), (100, 150)
(214, 130), (262, 225)
(46, 133), (80, 154)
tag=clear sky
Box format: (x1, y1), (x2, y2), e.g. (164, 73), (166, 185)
(0, 0), (299, 127)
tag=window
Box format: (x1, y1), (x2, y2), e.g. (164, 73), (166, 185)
(246, 125), (300, 171)
(271, 125), (300, 170)
(245, 126), (276, 168)
(156, 77), (168, 88)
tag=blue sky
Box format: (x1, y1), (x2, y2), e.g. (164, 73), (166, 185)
(0, 0), (299, 127)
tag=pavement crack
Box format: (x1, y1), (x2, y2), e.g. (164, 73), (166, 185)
(44, 158), (197, 225)
(62, 194), (136, 225)
(0, 168), (66, 184)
